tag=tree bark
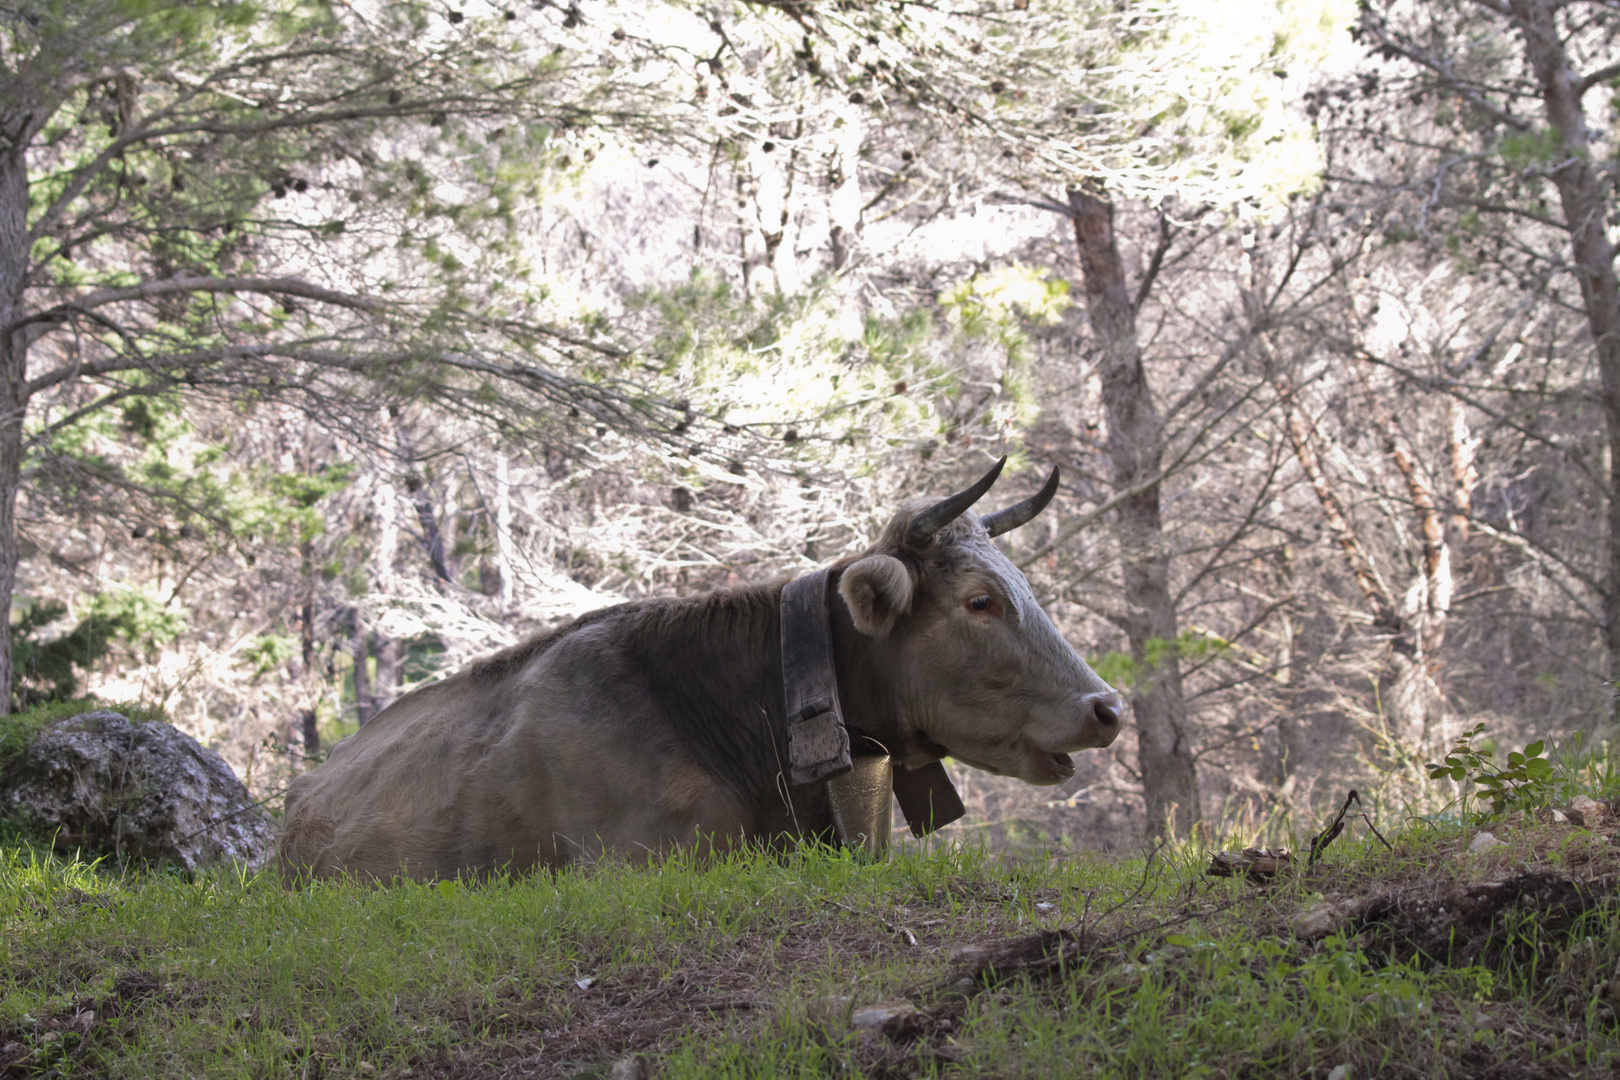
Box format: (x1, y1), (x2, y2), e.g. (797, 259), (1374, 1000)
(1273, 363), (1451, 753)
(1067, 185), (1199, 837)
(300, 708), (320, 756)
(1508, 0), (1620, 714)
(299, 555), (319, 756)
(374, 636), (401, 714)
(493, 454), (516, 605)
(0, 126), (35, 714)
(351, 607), (373, 726)
(1358, 367), (1453, 752)
(392, 417), (452, 583)
(1447, 398), (1478, 549)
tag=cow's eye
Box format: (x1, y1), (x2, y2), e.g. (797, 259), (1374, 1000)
(969, 595), (993, 613)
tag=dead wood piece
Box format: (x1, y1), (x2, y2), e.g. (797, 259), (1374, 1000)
(1307, 789), (1393, 867)
(1303, 871), (1616, 966)
(1293, 894), (1386, 939)
(948, 928), (1076, 983)
(933, 900), (1236, 998)
(1207, 847), (1292, 880)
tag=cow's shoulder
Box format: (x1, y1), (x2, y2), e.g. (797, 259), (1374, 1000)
(455, 602), (633, 687)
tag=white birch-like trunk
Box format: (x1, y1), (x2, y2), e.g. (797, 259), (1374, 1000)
(744, 143), (797, 295)
(373, 478), (399, 591)
(494, 454), (516, 606)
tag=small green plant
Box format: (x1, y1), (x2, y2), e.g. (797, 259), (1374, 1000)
(1427, 722), (1561, 821)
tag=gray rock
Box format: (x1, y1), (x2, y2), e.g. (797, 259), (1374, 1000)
(851, 999), (920, 1030)
(0, 710), (272, 871)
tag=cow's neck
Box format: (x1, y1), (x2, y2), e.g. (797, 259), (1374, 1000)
(827, 578), (934, 770)
(618, 582), (833, 841)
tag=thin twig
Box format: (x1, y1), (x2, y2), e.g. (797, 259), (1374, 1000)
(1308, 789), (1390, 865)
(170, 786), (290, 848)
(1360, 812), (1395, 853)
(1086, 836), (1167, 926)
(1308, 789), (1358, 867)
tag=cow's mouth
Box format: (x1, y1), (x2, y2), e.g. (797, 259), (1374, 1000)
(1027, 746), (1075, 783)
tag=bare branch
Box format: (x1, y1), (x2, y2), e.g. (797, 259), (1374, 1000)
(1574, 59), (1620, 96)
(1132, 211), (1173, 315)
(12, 277), (391, 343)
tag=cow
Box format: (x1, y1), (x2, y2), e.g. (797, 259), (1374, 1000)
(276, 458), (1123, 881)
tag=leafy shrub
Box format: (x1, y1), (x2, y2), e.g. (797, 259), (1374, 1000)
(1426, 722), (1596, 821)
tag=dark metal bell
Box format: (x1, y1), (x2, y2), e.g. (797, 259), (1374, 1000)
(826, 752), (893, 854)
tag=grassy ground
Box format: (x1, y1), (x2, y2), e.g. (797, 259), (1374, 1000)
(3, 808), (1619, 1080)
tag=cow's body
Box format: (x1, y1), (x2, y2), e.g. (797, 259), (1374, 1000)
(278, 464), (1123, 881)
(279, 587), (817, 880)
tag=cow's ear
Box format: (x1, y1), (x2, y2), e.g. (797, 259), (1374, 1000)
(838, 555), (913, 637)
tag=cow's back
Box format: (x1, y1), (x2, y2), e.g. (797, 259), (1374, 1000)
(276, 671), (526, 880)
(275, 612), (757, 881)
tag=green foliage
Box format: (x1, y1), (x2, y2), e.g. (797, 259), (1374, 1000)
(1497, 127), (1563, 168)
(1091, 631), (1232, 690)
(1090, 650), (1139, 690)
(34, 382), (357, 557)
(85, 587), (187, 650)
(258, 464), (356, 543)
(621, 271), (1037, 466)
(1427, 722), (1568, 821)
(940, 264), (1071, 337)
(239, 634), (297, 680)
(9, 602), (78, 704)
(11, 589), (186, 706)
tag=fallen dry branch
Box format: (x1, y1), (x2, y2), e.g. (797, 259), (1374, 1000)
(1207, 847), (1292, 880)
(935, 900), (1240, 994)
(1294, 868), (1620, 962)
(1360, 869), (1618, 966)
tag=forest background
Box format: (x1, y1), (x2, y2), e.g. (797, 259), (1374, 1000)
(2, 0), (1616, 846)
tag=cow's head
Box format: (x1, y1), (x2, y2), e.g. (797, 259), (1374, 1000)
(835, 459), (1124, 785)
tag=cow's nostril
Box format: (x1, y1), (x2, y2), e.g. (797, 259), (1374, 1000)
(1090, 693), (1123, 729)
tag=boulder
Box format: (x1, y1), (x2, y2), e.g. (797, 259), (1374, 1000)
(0, 710), (272, 871)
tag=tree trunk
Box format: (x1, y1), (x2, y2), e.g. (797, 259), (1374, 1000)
(299, 560), (319, 755)
(300, 708), (320, 756)
(1273, 365), (1448, 753)
(1067, 185), (1200, 837)
(374, 635), (401, 714)
(1509, 0), (1620, 718)
(1358, 367), (1452, 752)
(1447, 398), (1477, 549)
(393, 417), (452, 583)
(351, 607), (373, 726)
(828, 101), (862, 273)
(368, 468), (402, 716)
(493, 454), (516, 605)
(0, 134), (32, 714)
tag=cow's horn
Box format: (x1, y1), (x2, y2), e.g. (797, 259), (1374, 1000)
(904, 457), (1006, 548)
(980, 466), (1061, 538)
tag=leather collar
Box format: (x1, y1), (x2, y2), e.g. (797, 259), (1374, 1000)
(779, 568), (965, 837)
(780, 568), (853, 787)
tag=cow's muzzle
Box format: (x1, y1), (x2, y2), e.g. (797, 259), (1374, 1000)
(1078, 691), (1125, 749)
(1025, 692), (1126, 782)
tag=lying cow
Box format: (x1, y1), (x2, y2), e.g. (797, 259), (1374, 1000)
(277, 459), (1123, 881)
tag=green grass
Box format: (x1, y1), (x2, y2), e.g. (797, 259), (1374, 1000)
(0, 697), (168, 776)
(4, 824), (1617, 1079)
